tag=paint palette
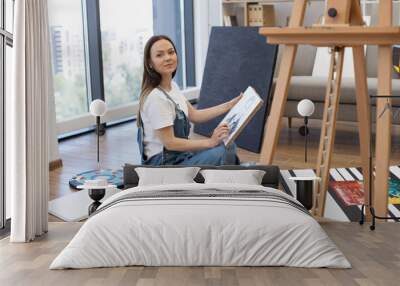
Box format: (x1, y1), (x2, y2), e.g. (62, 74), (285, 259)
(69, 169), (123, 189)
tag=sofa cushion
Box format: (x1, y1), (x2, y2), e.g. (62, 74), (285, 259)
(281, 76), (400, 105)
(284, 101), (400, 123)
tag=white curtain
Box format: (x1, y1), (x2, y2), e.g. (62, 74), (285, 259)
(8, 0), (51, 242)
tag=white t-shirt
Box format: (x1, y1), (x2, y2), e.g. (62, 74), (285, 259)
(141, 82), (189, 159)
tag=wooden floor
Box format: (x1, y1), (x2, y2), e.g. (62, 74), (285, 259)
(1, 221), (400, 286)
(49, 118), (400, 221)
(2, 118), (400, 285)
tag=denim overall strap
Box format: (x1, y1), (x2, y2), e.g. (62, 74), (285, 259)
(157, 87), (190, 139)
(136, 115), (148, 163)
(157, 87), (192, 165)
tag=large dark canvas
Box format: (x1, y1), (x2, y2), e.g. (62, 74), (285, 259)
(193, 27), (278, 153)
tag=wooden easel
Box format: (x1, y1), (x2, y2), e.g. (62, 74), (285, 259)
(259, 0), (399, 219)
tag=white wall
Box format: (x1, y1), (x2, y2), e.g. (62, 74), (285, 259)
(192, 0), (323, 81)
(194, 1), (400, 79)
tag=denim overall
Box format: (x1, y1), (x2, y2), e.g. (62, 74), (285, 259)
(137, 87), (193, 165)
(137, 87), (240, 166)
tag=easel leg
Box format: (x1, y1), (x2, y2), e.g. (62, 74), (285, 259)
(259, 0), (307, 164)
(352, 45), (372, 222)
(259, 45), (298, 164)
(373, 1), (393, 218)
(374, 45), (392, 218)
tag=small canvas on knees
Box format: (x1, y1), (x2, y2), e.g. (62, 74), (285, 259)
(220, 86), (263, 146)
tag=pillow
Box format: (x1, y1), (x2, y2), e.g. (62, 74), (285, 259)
(135, 167), (201, 186)
(200, 169), (266, 185)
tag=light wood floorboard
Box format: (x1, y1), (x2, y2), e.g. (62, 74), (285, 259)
(49, 118), (400, 221)
(1, 222), (399, 286)
(2, 118), (398, 285)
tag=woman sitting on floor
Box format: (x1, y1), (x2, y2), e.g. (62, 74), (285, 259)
(137, 35), (241, 166)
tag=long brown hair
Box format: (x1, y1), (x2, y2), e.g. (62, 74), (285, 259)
(137, 35), (178, 126)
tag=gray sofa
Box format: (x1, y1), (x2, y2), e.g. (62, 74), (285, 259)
(282, 76), (400, 124)
(268, 2), (400, 125)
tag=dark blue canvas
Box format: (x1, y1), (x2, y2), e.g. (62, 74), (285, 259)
(193, 27), (278, 153)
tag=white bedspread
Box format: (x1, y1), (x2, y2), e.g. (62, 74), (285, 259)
(50, 183), (351, 269)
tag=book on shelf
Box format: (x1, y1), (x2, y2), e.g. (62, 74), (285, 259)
(223, 15), (238, 26)
(247, 4), (275, 27)
(219, 86), (263, 146)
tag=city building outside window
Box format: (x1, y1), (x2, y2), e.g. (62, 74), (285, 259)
(48, 0), (89, 122)
(99, 0), (153, 108)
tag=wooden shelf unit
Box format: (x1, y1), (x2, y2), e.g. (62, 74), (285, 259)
(222, 0), (277, 27)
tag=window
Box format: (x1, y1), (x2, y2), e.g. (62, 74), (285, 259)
(5, 0), (13, 32)
(1, 0), (14, 230)
(48, 0), (195, 135)
(99, 0), (153, 108)
(48, 0), (89, 122)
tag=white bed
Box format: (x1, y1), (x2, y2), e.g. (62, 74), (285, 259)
(50, 183), (351, 269)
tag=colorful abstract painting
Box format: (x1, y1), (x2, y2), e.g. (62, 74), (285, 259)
(389, 179), (400, 204)
(69, 169), (123, 189)
(329, 181), (365, 206)
(329, 179), (400, 206)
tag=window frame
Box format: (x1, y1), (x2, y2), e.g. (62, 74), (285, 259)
(183, 0), (196, 87)
(1, 0), (13, 232)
